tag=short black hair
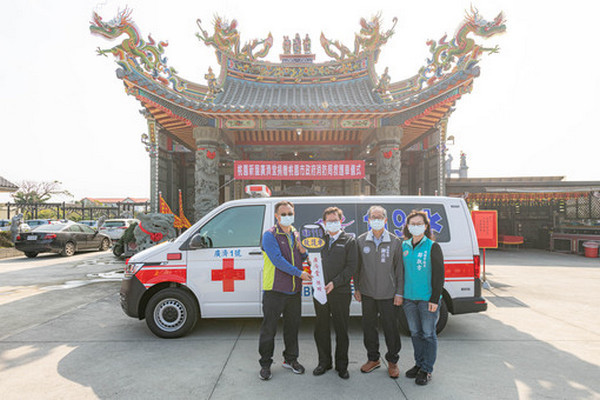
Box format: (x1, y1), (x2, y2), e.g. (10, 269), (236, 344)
(322, 207), (343, 221)
(274, 201), (294, 214)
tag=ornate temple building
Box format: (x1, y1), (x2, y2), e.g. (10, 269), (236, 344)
(91, 8), (506, 220)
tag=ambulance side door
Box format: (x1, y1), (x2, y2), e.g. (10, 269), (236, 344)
(185, 204), (266, 318)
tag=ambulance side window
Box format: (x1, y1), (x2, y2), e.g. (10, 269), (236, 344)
(195, 205), (265, 248)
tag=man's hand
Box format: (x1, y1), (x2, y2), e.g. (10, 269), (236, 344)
(394, 295), (403, 306)
(428, 302), (439, 312)
(300, 271), (312, 281)
(354, 289), (361, 302)
(325, 282), (334, 294)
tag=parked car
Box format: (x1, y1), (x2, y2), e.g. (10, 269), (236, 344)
(79, 220), (98, 229)
(0, 219), (31, 233)
(0, 219), (10, 232)
(25, 219), (55, 229)
(100, 219), (138, 241)
(15, 223), (111, 258)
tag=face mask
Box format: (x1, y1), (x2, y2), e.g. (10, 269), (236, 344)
(279, 215), (294, 227)
(325, 221), (342, 233)
(408, 224), (426, 237)
(369, 219), (385, 231)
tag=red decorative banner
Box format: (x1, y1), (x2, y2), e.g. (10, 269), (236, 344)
(234, 160), (365, 180)
(471, 210), (498, 249)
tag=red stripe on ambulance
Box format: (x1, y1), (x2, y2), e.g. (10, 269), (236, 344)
(137, 265), (187, 288)
(444, 261), (475, 279)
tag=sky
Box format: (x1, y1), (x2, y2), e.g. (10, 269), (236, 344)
(1, 0), (598, 203)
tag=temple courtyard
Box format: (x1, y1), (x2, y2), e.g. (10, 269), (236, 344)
(0, 250), (598, 399)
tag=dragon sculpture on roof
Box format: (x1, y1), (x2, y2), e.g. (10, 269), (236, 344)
(320, 13), (397, 62)
(90, 8), (186, 92)
(417, 7), (506, 89)
(196, 16), (273, 61)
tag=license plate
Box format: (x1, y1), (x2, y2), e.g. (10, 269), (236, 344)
(27, 235), (37, 241)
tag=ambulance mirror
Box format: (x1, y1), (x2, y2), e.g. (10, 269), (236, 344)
(189, 233), (212, 249)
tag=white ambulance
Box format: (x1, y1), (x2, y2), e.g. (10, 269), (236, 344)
(120, 194), (487, 338)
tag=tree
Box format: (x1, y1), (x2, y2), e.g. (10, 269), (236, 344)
(11, 180), (73, 203)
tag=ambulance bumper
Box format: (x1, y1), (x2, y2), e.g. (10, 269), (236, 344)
(451, 296), (488, 315)
(120, 275), (146, 318)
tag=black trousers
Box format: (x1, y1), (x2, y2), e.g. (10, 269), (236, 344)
(361, 295), (401, 364)
(313, 293), (352, 371)
(258, 291), (301, 367)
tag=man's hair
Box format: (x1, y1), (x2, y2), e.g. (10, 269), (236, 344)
(274, 201), (294, 214)
(322, 206), (343, 221)
(402, 210), (434, 240)
(367, 205), (387, 219)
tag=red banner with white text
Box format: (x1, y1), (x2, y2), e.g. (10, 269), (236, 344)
(234, 161), (365, 180)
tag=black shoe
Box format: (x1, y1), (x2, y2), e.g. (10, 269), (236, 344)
(313, 364), (333, 376)
(283, 360), (305, 374)
(259, 366), (272, 381)
(415, 370), (431, 386)
(338, 369), (350, 379)
(405, 365), (420, 379)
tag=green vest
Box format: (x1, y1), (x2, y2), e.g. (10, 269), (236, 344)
(402, 236), (434, 301)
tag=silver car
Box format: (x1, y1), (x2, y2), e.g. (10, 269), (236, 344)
(99, 219), (138, 241)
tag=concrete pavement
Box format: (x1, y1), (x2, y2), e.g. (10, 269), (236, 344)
(0, 249), (599, 399)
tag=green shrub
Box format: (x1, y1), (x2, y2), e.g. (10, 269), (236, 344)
(38, 209), (57, 219)
(113, 222), (138, 256)
(0, 231), (14, 248)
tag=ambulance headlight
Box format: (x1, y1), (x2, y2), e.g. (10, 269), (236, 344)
(124, 262), (144, 278)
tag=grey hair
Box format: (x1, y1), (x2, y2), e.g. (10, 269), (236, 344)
(367, 205), (387, 219)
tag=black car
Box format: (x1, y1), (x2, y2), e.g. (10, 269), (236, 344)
(15, 223), (111, 258)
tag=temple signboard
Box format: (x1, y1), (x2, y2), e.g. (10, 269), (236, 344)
(220, 118), (376, 130)
(234, 161), (365, 180)
(264, 119), (333, 130)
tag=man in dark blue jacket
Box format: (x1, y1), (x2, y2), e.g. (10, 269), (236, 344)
(258, 200), (311, 381)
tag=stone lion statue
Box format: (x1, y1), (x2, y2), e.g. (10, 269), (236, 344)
(133, 213), (177, 252)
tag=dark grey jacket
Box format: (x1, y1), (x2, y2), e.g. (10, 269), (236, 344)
(355, 230), (404, 300)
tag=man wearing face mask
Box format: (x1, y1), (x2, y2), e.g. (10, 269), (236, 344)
(312, 207), (357, 380)
(258, 200), (312, 381)
(354, 205), (404, 379)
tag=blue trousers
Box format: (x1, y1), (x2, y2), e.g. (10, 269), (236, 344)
(403, 299), (439, 373)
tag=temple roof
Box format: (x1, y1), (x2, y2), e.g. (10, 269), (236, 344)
(0, 176), (18, 193)
(90, 8), (506, 150)
(214, 76), (383, 112)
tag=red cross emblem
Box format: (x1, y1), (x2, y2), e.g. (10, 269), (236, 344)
(211, 258), (245, 292)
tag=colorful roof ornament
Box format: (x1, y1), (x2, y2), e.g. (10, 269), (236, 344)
(320, 13), (397, 62)
(196, 16), (273, 62)
(90, 8), (186, 92)
(416, 6), (506, 90)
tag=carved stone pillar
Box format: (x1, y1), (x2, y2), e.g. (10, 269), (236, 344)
(375, 126), (403, 195)
(438, 118), (448, 196)
(193, 126), (220, 220)
(144, 117), (159, 212)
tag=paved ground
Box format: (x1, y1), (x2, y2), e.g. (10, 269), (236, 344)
(0, 249), (599, 399)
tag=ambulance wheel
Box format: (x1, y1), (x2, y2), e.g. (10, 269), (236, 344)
(397, 300), (449, 335)
(436, 301), (449, 334)
(145, 288), (198, 338)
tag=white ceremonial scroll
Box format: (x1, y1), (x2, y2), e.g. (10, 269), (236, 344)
(309, 253), (327, 305)
(300, 224), (328, 305)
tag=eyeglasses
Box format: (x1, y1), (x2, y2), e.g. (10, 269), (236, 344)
(279, 213), (294, 217)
